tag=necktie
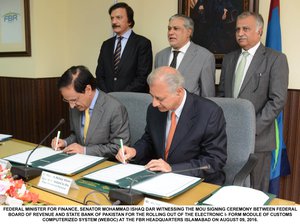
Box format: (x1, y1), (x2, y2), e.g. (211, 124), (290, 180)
(170, 51), (180, 68)
(83, 109), (90, 142)
(165, 112), (177, 160)
(113, 36), (123, 74)
(233, 51), (250, 98)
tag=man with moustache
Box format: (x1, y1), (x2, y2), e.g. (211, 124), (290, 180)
(218, 12), (289, 191)
(155, 14), (215, 96)
(96, 2), (153, 93)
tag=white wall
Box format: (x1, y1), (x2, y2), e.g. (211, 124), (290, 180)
(0, 0), (299, 89)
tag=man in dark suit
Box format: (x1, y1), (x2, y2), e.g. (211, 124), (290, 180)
(155, 14), (215, 96)
(218, 12), (289, 191)
(116, 66), (227, 185)
(51, 65), (130, 159)
(96, 2), (152, 93)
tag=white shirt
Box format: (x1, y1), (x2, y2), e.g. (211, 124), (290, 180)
(168, 41), (191, 69)
(235, 42), (261, 92)
(114, 29), (132, 57)
(165, 90), (187, 147)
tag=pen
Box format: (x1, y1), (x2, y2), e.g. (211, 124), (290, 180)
(55, 131), (61, 151)
(120, 139), (125, 164)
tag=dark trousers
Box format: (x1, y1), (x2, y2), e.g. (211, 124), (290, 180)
(251, 151), (272, 192)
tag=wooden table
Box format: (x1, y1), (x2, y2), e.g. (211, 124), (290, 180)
(1, 139), (296, 206)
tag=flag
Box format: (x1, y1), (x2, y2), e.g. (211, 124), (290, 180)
(266, 0), (291, 196)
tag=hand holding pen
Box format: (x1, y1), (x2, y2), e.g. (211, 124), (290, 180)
(51, 131), (65, 151)
(116, 140), (137, 164)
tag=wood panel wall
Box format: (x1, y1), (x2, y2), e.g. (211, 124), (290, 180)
(0, 77), (299, 203)
(280, 90), (300, 203)
(0, 77), (70, 146)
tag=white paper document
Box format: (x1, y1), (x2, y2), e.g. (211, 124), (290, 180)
(3, 147), (61, 165)
(84, 163), (146, 185)
(132, 172), (201, 198)
(84, 164), (201, 198)
(40, 154), (104, 175)
(0, 134), (12, 141)
(202, 185), (271, 206)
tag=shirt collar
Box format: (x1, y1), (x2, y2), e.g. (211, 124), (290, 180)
(89, 89), (99, 110)
(171, 41), (191, 54)
(116, 29), (132, 40)
(243, 42), (260, 56)
(169, 89), (187, 119)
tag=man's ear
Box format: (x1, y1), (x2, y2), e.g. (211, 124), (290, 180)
(85, 85), (92, 95)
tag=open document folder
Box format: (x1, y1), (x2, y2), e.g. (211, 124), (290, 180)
(200, 185), (275, 206)
(3, 147), (105, 176)
(83, 163), (202, 199)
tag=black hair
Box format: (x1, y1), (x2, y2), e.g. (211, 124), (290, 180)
(109, 2), (135, 28)
(57, 65), (96, 93)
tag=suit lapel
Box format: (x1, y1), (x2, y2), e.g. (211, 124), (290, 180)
(178, 42), (196, 74)
(162, 48), (171, 66)
(73, 109), (84, 144)
(239, 44), (265, 96)
(85, 92), (105, 143)
(156, 112), (168, 159)
(167, 93), (195, 159)
(118, 32), (136, 70)
(228, 51), (241, 97)
(108, 37), (116, 68)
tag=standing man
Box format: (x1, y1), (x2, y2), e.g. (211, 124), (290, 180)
(155, 14), (215, 96)
(51, 65), (130, 159)
(116, 66), (227, 185)
(96, 2), (153, 93)
(218, 12), (289, 191)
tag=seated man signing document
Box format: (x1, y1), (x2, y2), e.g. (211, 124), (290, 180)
(51, 65), (130, 159)
(116, 66), (227, 185)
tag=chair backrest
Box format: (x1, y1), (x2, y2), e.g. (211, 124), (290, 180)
(109, 92), (152, 145)
(208, 97), (256, 187)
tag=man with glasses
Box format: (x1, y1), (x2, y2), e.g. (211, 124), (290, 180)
(51, 65), (130, 159)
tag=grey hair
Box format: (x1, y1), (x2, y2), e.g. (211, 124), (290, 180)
(147, 67), (185, 93)
(237, 11), (264, 32)
(169, 14), (194, 37)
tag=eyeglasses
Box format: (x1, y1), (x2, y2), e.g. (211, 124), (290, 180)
(62, 95), (80, 105)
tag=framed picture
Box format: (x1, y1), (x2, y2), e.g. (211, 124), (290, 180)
(0, 0), (31, 57)
(178, 0), (259, 68)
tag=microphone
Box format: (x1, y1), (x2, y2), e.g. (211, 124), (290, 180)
(11, 118), (65, 181)
(108, 164), (211, 205)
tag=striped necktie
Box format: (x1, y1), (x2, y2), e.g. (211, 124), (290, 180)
(113, 36), (123, 74)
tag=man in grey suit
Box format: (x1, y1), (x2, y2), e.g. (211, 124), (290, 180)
(218, 12), (289, 191)
(155, 14), (215, 96)
(51, 65), (130, 159)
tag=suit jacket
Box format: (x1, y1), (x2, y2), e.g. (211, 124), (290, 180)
(133, 91), (227, 185)
(64, 90), (130, 159)
(154, 42), (216, 97)
(218, 43), (289, 152)
(96, 31), (153, 93)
